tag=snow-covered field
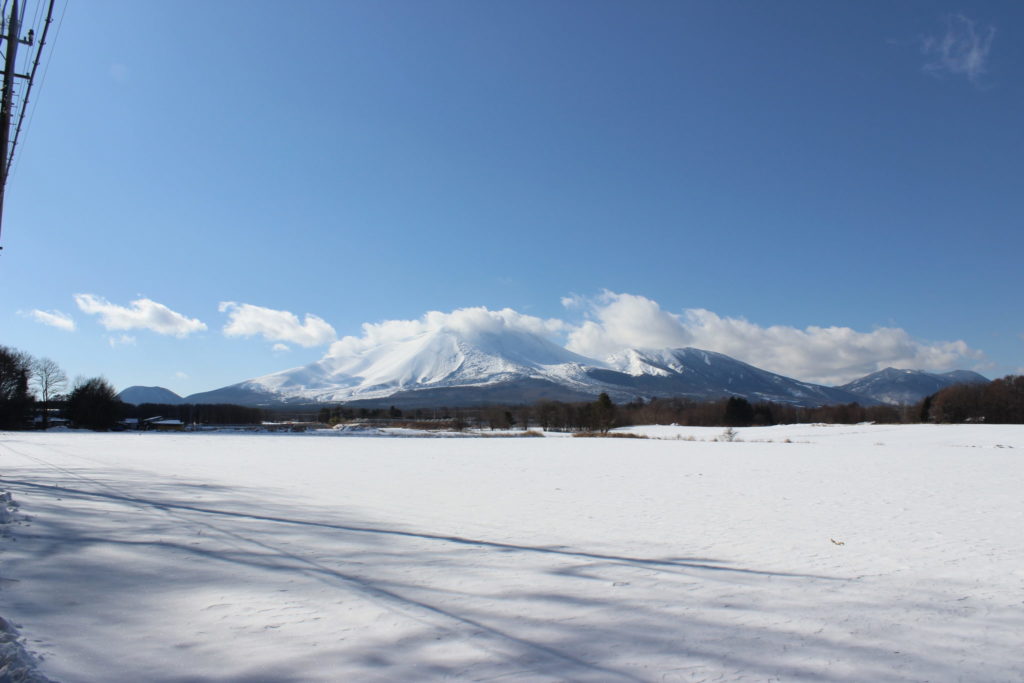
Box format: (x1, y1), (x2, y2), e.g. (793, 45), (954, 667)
(1, 424), (1022, 682)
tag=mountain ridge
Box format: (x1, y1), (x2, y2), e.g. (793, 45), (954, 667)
(839, 367), (989, 405)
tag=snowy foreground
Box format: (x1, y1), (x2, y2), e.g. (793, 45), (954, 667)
(1, 425), (1023, 682)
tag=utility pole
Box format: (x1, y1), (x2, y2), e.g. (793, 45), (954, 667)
(0, 0), (57, 251)
(0, 0), (23, 244)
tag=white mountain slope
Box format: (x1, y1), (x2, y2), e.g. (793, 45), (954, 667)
(221, 326), (601, 404)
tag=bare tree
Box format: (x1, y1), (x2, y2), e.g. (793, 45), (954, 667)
(32, 357), (67, 428)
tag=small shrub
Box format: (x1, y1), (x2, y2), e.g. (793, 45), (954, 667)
(718, 427), (740, 442)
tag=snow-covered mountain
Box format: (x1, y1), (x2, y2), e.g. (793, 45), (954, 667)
(117, 386), (184, 405)
(187, 326), (601, 407)
(591, 347), (870, 406)
(839, 367), (989, 405)
(186, 325), (877, 408)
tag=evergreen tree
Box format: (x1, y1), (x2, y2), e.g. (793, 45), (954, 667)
(0, 346), (34, 429)
(594, 392), (616, 433)
(723, 396), (754, 427)
(68, 377), (123, 431)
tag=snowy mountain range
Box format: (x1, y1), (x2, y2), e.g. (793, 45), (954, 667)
(122, 326), (987, 409)
(838, 367), (989, 406)
(181, 325), (888, 408)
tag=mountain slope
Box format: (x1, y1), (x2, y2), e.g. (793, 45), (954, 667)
(840, 368), (989, 405)
(593, 348), (873, 406)
(117, 386), (184, 405)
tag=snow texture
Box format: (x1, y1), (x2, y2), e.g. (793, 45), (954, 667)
(1, 426), (1023, 681)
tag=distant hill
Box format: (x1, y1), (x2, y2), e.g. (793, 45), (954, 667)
(117, 386), (185, 405)
(840, 368), (989, 405)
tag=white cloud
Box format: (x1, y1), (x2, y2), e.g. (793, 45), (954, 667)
(75, 294), (207, 338)
(272, 343), (291, 352)
(564, 291), (984, 385)
(921, 15), (995, 83)
(219, 302), (337, 348)
(22, 309), (76, 332)
(560, 294), (585, 309)
(327, 306), (568, 359)
(175, 371), (189, 379)
(107, 334), (137, 348)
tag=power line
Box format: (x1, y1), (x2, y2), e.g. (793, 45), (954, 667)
(0, 0), (58, 251)
(7, 0), (56, 170)
(7, 0), (64, 181)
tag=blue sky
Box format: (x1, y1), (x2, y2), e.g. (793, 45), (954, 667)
(2, 0), (1021, 395)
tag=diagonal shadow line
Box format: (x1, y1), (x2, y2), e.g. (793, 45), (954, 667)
(3, 479), (841, 581)
(15, 533), (646, 681)
(12, 529), (648, 683)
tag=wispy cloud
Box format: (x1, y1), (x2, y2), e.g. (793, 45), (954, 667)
(21, 309), (76, 332)
(75, 294), (207, 338)
(562, 291), (984, 385)
(272, 343), (291, 352)
(107, 334), (137, 348)
(921, 15), (995, 83)
(219, 302), (337, 348)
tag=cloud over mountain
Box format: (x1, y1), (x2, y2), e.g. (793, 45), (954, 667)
(563, 291), (983, 385)
(325, 306), (568, 360)
(219, 302), (337, 348)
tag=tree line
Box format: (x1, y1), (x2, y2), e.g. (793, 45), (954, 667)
(1, 345), (263, 430)
(317, 379), (1024, 430)
(1, 345), (72, 428)
(128, 402), (264, 426)
(0, 345), (137, 430)
(923, 375), (1024, 424)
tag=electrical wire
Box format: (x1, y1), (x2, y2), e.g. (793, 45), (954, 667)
(6, 0), (63, 180)
(5, 0), (55, 172)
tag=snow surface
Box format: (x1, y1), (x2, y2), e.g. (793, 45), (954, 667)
(1, 425), (1023, 682)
